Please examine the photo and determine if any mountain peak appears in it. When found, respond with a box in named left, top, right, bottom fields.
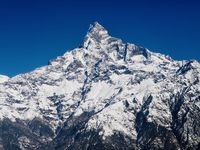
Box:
left=88, top=22, right=108, bottom=35
left=81, top=22, right=109, bottom=49
left=0, top=23, right=200, bottom=149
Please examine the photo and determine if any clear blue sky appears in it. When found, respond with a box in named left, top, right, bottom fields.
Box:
left=0, top=0, right=199, bottom=76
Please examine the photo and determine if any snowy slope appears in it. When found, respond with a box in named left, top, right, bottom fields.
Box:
left=0, top=75, right=9, bottom=83
left=0, top=22, right=199, bottom=150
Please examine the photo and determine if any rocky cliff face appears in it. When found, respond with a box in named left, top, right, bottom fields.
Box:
left=0, top=22, right=199, bottom=150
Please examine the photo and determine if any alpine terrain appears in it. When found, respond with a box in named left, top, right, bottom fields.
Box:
left=0, top=22, right=199, bottom=150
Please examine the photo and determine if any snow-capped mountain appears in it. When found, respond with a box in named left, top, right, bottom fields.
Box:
left=0, top=22, right=199, bottom=150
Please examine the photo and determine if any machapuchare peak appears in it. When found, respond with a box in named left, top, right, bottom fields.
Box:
left=0, top=22, right=199, bottom=150
left=88, top=22, right=108, bottom=36
left=81, top=22, right=110, bottom=48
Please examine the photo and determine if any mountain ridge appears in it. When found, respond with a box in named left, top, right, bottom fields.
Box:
left=0, top=22, right=199, bottom=150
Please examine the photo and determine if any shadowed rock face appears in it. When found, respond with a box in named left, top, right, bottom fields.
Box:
left=0, top=118, right=53, bottom=150
left=0, top=22, right=200, bottom=150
